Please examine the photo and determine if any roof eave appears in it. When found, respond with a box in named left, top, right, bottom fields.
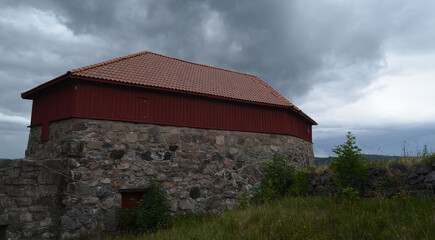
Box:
left=21, top=72, right=72, bottom=99
left=289, top=106, right=317, bottom=125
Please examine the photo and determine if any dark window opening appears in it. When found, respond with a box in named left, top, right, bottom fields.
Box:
left=0, top=225, right=9, bottom=240
left=120, top=190, right=148, bottom=231
left=121, top=191, right=147, bottom=210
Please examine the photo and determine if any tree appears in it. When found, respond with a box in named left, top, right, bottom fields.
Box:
left=329, top=131, right=368, bottom=190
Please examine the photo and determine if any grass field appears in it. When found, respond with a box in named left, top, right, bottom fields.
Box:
left=99, top=196, right=435, bottom=240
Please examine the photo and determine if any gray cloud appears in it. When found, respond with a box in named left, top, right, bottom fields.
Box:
left=1, top=0, right=435, bottom=158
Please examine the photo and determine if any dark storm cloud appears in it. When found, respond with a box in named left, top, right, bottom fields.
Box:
left=4, top=0, right=389, bottom=99
left=1, top=0, right=435, bottom=158
left=55, top=0, right=388, bottom=98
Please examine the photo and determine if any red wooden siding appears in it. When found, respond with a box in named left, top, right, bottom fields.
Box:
left=30, top=83, right=75, bottom=141
left=29, top=80, right=313, bottom=142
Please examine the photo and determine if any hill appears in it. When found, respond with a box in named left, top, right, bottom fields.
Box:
left=314, top=154, right=402, bottom=166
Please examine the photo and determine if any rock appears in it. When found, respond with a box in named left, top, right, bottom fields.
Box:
left=320, top=172, right=333, bottom=184
left=424, top=171, right=435, bottom=190
left=126, top=132, right=137, bottom=143
left=125, top=151, right=136, bottom=161
left=409, top=175, right=425, bottom=185
left=71, top=122, right=87, bottom=131
left=189, top=187, right=200, bottom=199
left=165, top=134, right=179, bottom=144
left=116, top=162, right=131, bottom=170
left=211, top=153, right=223, bottom=162
left=424, top=171, right=435, bottom=183
left=87, top=150, right=107, bottom=159
left=65, top=140, right=84, bottom=157
left=102, top=164, right=113, bottom=170
left=174, top=177, right=183, bottom=182
left=87, top=132, right=100, bottom=138
left=106, top=131, right=117, bottom=140
left=141, top=151, right=153, bottom=161
left=60, top=215, right=82, bottom=231
left=389, top=164, right=407, bottom=174
left=180, top=199, right=195, bottom=210
left=100, top=178, right=111, bottom=184
left=164, top=181, right=176, bottom=188
left=97, top=186, right=113, bottom=198
left=7, top=188, right=25, bottom=197
left=110, top=150, right=125, bottom=160
left=216, top=136, right=225, bottom=145
left=163, top=152, right=171, bottom=160
left=103, top=198, right=114, bottom=209
left=145, top=168, right=156, bottom=176
left=223, top=191, right=237, bottom=199
left=87, top=141, right=103, bottom=150
left=20, top=213, right=32, bottom=222
left=112, top=124, right=124, bottom=132
left=89, top=162, right=100, bottom=170
left=413, top=164, right=431, bottom=175
left=169, top=145, right=178, bottom=151
left=0, top=194, right=17, bottom=208
left=138, top=132, right=149, bottom=142
left=81, top=196, right=99, bottom=205
left=408, top=173, right=419, bottom=179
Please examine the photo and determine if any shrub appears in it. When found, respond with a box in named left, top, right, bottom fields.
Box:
left=341, top=187, right=360, bottom=201
left=252, top=156, right=309, bottom=203
left=123, top=181, right=172, bottom=233
left=288, top=170, right=309, bottom=197
left=422, top=153, right=435, bottom=166
left=329, top=131, right=369, bottom=191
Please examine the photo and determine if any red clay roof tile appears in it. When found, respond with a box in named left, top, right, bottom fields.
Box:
left=70, top=51, right=294, bottom=107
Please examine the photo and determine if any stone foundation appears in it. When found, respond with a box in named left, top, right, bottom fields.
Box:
left=23, top=118, right=314, bottom=238
left=0, top=159, right=63, bottom=239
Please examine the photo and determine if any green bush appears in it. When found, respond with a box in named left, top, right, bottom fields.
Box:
left=341, top=187, right=360, bottom=201
left=329, top=131, right=369, bottom=191
left=288, top=170, right=309, bottom=197
left=422, top=153, right=435, bottom=166
left=122, top=181, right=172, bottom=233
left=252, top=156, right=309, bottom=203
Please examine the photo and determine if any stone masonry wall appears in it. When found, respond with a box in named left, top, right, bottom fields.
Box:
left=308, top=163, right=435, bottom=197
left=25, top=118, right=314, bottom=238
left=0, top=159, right=63, bottom=239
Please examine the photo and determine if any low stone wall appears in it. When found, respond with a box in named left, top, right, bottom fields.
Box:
left=308, top=163, right=435, bottom=197
left=0, top=159, right=63, bottom=239
left=24, top=118, right=314, bottom=238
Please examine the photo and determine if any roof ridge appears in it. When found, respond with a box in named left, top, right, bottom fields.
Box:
left=247, top=75, right=293, bottom=107
left=147, top=51, right=258, bottom=78
left=69, top=51, right=150, bottom=73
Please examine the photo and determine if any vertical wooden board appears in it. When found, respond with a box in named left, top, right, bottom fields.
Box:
left=29, top=81, right=313, bottom=142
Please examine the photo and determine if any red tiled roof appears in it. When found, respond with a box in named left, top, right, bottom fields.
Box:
left=23, top=51, right=316, bottom=124
left=70, top=51, right=294, bottom=107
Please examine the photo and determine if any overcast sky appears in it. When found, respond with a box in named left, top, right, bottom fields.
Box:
left=1, top=0, right=434, bottom=158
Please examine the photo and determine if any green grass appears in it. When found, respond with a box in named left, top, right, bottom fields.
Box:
left=100, top=196, right=435, bottom=240
left=368, top=153, right=435, bottom=168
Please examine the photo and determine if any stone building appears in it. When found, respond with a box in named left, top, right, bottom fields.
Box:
left=4, top=51, right=316, bottom=238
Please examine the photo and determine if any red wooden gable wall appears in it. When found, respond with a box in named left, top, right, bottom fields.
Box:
left=30, top=80, right=313, bottom=142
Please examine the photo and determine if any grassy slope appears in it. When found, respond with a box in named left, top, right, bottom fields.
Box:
left=105, top=196, right=434, bottom=240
